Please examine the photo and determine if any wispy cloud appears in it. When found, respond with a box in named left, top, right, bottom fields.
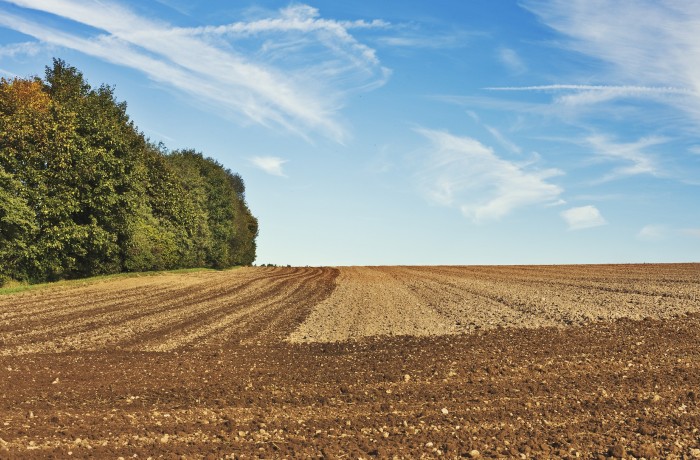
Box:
left=637, top=226, right=700, bottom=240
left=521, top=0, right=700, bottom=126
left=497, top=47, right=526, bottom=74
left=486, top=84, right=690, bottom=94
left=250, top=156, right=288, bottom=177
left=485, top=84, right=692, bottom=108
left=153, top=0, right=197, bottom=17
left=0, top=40, right=41, bottom=58
left=416, top=128, right=563, bottom=222
left=177, top=4, right=389, bottom=78
left=376, top=33, right=470, bottom=50
left=0, top=1, right=390, bottom=142
left=561, top=205, right=606, bottom=230
left=373, top=24, right=480, bottom=50
left=433, top=94, right=553, bottom=119
left=637, top=224, right=667, bottom=241
left=585, top=134, right=665, bottom=181
left=485, top=125, right=522, bottom=154
left=185, top=5, right=390, bottom=36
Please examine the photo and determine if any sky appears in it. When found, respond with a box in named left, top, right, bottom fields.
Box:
left=0, top=0, right=699, bottom=266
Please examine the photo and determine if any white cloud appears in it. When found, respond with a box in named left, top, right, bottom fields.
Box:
left=497, top=47, right=526, bottom=74
left=546, top=199, right=567, bottom=207
left=521, top=1, right=700, bottom=126
left=250, top=156, right=288, bottom=177
left=485, top=84, right=691, bottom=108
left=486, top=84, right=689, bottom=94
left=0, top=1, right=390, bottom=142
left=375, top=29, right=478, bottom=50
left=585, top=134, right=665, bottom=181
left=465, top=110, right=480, bottom=122
left=485, top=125, right=522, bottom=154
left=0, top=41, right=41, bottom=58
left=637, top=224, right=667, bottom=241
left=153, top=0, right=193, bottom=16
left=187, top=5, right=389, bottom=37
left=561, top=205, right=606, bottom=230
left=416, top=128, right=563, bottom=222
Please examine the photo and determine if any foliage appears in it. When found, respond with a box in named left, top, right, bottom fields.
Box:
left=167, top=150, right=258, bottom=268
left=0, top=59, right=257, bottom=284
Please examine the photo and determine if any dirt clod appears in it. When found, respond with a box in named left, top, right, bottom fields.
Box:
left=633, top=444, right=658, bottom=458
left=610, top=443, right=626, bottom=458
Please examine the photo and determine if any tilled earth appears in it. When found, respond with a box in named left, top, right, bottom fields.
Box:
left=0, top=264, right=699, bottom=458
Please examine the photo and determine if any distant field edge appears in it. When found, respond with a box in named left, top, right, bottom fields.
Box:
left=0, top=266, right=241, bottom=296
left=327, top=262, right=699, bottom=268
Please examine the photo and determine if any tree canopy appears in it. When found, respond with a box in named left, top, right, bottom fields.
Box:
left=0, top=59, right=257, bottom=284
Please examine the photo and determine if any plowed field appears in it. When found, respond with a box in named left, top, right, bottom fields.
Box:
left=1, top=264, right=699, bottom=458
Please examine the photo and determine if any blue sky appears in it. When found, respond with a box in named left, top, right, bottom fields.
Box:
left=1, top=0, right=699, bottom=265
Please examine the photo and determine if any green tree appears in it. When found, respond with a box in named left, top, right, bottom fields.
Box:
left=0, top=170, right=37, bottom=283
left=168, top=150, right=258, bottom=268
left=0, top=59, right=257, bottom=284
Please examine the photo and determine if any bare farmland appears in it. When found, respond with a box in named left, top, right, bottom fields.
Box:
left=1, top=264, right=699, bottom=458
left=291, top=264, right=700, bottom=341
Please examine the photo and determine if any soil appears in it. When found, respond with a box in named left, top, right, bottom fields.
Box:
left=291, top=265, right=700, bottom=342
left=0, top=264, right=699, bottom=458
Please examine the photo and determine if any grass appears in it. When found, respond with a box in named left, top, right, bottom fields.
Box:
left=0, top=266, right=238, bottom=296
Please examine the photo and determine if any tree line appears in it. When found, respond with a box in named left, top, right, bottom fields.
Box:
left=0, top=59, right=257, bottom=285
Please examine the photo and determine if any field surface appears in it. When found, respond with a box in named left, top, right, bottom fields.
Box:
left=1, top=264, right=699, bottom=458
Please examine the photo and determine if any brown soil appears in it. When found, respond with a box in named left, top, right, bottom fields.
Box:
left=1, top=264, right=699, bottom=458
left=0, top=267, right=337, bottom=355
left=291, top=265, right=700, bottom=342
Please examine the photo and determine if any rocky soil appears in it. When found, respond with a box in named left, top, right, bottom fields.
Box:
left=0, top=267, right=338, bottom=355
left=0, top=264, right=699, bottom=458
left=291, top=264, right=700, bottom=342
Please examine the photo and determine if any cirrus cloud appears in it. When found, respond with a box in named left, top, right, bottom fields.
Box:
left=0, top=1, right=390, bottom=142
left=416, top=128, right=563, bottom=222
left=497, top=47, right=526, bottom=74
left=521, top=0, right=700, bottom=127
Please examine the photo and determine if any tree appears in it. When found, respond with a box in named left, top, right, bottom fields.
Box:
left=168, top=150, right=258, bottom=267
left=0, top=170, right=37, bottom=282
left=0, top=60, right=257, bottom=285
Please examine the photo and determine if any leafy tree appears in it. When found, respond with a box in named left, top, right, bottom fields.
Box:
left=167, top=150, right=258, bottom=267
left=0, top=170, right=37, bottom=282
left=0, top=59, right=257, bottom=285
left=0, top=75, right=70, bottom=281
